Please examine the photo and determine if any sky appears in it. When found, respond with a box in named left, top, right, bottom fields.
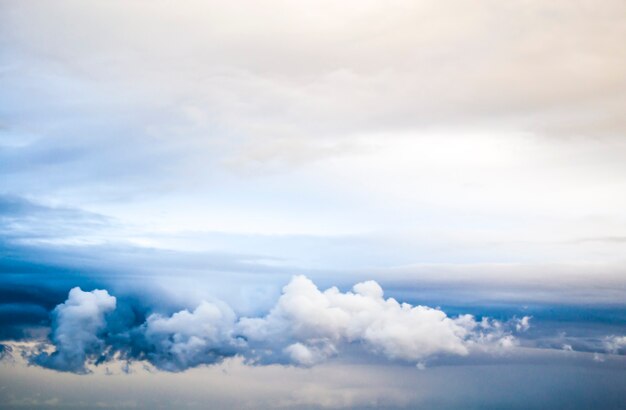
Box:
left=1, top=0, right=626, bottom=408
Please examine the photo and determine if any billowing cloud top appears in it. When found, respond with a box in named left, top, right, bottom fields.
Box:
left=28, top=276, right=529, bottom=373
left=32, top=287, right=116, bottom=373
left=238, top=276, right=476, bottom=365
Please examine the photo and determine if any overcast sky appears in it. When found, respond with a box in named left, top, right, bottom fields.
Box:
left=1, top=1, right=626, bottom=408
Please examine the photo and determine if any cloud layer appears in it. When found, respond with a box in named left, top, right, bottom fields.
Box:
left=2, top=2, right=626, bottom=306
left=28, top=276, right=531, bottom=373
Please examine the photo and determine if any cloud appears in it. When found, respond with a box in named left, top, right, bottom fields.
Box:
left=25, top=276, right=626, bottom=376
left=0, top=344, right=12, bottom=361
left=2, top=2, right=626, bottom=291
left=515, top=316, right=531, bottom=332
left=3, top=0, right=626, bottom=292
left=29, top=275, right=530, bottom=372
left=3, top=0, right=625, bottom=143
left=32, top=287, right=116, bottom=373
left=604, top=335, right=626, bottom=355
left=0, top=194, right=111, bottom=246
left=237, top=276, right=486, bottom=365
left=140, top=301, right=241, bottom=371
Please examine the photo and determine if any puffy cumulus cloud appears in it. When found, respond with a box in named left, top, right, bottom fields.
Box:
left=32, top=287, right=116, bottom=373
left=31, top=276, right=530, bottom=372
left=140, top=301, right=242, bottom=371
left=237, top=276, right=523, bottom=366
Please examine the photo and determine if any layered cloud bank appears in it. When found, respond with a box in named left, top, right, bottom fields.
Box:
left=30, top=276, right=530, bottom=373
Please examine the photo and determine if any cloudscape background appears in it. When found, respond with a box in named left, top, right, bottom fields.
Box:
left=1, top=1, right=626, bottom=408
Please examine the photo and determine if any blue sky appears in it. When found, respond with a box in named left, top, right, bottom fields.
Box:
left=1, top=1, right=626, bottom=408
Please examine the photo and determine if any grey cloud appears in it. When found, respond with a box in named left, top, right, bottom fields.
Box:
left=0, top=194, right=111, bottom=242
left=0, top=195, right=106, bottom=222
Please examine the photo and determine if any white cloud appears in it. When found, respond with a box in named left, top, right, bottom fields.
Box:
left=604, top=335, right=626, bottom=355
left=238, top=275, right=521, bottom=365
left=142, top=301, right=241, bottom=371
left=516, top=316, right=531, bottom=332
left=2, top=1, right=626, bottom=285
left=283, top=342, right=336, bottom=367
left=32, top=287, right=116, bottom=373
left=4, top=0, right=625, bottom=141
left=33, top=276, right=530, bottom=372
